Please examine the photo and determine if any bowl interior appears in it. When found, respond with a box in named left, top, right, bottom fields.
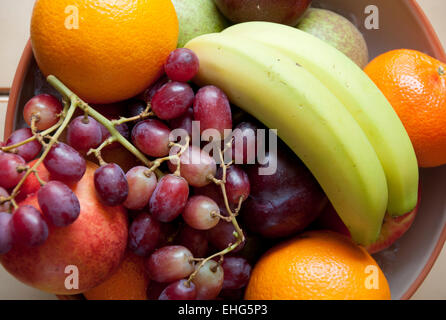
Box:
left=7, top=0, right=446, bottom=300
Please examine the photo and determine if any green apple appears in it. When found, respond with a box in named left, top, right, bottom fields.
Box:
left=297, top=8, right=369, bottom=68
left=172, top=0, right=230, bottom=48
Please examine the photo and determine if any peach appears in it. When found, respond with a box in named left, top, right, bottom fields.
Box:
left=1, top=161, right=128, bottom=295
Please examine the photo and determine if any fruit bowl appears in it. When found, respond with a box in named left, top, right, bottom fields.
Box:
left=4, top=0, right=446, bottom=300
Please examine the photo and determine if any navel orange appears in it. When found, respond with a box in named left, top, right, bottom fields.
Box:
left=31, top=0, right=178, bottom=104
left=364, top=49, right=446, bottom=167
left=245, top=230, right=391, bottom=300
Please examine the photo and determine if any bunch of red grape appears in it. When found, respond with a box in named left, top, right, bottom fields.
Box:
left=0, top=48, right=253, bottom=300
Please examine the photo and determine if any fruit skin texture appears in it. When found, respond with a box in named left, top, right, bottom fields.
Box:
left=0, top=161, right=128, bottom=295
left=223, top=22, right=418, bottom=217
left=245, top=230, right=391, bottom=300
left=30, top=0, right=178, bottom=104
left=364, top=49, right=446, bottom=168
left=84, top=251, right=149, bottom=300
left=297, top=8, right=369, bottom=68
left=214, top=0, right=311, bottom=26
left=186, top=33, right=388, bottom=245
left=243, top=149, right=327, bottom=238
left=316, top=201, right=418, bottom=254
left=171, top=0, right=229, bottom=48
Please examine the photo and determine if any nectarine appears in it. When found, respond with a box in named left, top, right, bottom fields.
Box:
left=1, top=161, right=128, bottom=295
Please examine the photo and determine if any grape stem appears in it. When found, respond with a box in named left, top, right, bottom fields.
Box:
left=46, top=75, right=164, bottom=178
left=87, top=136, right=117, bottom=166
left=0, top=118, right=63, bottom=152
left=144, top=136, right=191, bottom=176
left=187, top=142, right=246, bottom=284
left=111, top=104, right=154, bottom=126
left=11, top=97, right=77, bottom=196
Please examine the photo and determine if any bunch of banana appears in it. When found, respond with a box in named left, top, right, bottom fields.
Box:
left=185, top=22, right=419, bottom=245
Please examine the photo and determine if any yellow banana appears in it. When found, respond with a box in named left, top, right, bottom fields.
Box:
left=185, top=33, right=388, bottom=245
left=223, top=22, right=418, bottom=216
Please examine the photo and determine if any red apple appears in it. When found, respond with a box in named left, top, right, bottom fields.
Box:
left=213, top=0, right=312, bottom=26
left=315, top=191, right=420, bottom=254
left=1, top=161, right=128, bottom=295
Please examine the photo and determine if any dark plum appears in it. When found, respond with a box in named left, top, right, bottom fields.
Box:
left=242, top=145, right=327, bottom=238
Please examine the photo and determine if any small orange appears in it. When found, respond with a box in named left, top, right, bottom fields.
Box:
left=364, top=49, right=446, bottom=167
left=84, top=252, right=149, bottom=300
left=245, top=230, right=390, bottom=300
left=31, top=0, right=178, bottom=104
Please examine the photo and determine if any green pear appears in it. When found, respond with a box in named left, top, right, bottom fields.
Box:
left=297, top=8, right=369, bottom=68
left=172, top=0, right=230, bottom=48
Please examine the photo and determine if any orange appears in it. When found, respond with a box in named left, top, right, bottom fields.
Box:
left=31, top=0, right=178, bottom=104
left=84, top=252, right=149, bottom=300
left=245, top=230, right=390, bottom=300
left=364, top=49, right=446, bottom=167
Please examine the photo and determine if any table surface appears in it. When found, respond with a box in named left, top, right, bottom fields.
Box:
left=0, top=0, right=445, bottom=300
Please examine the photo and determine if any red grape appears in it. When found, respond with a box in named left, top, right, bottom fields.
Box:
left=168, top=145, right=216, bottom=187
left=231, top=122, right=260, bottom=164
left=176, top=226, right=208, bottom=258
left=10, top=205, right=48, bottom=247
left=128, top=212, right=161, bottom=257
left=23, top=94, right=62, bottom=131
left=132, top=119, right=171, bottom=157
left=183, top=195, right=220, bottom=230
left=66, top=116, right=102, bottom=153
left=165, top=48, right=200, bottom=82
left=124, top=167, right=157, bottom=210
left=221, top=256, right=251, bottom=290
left=159, top=279, right=197, bottom=300
left=37, top=181, right=80, bottom=227
left=146, top=245, right=195, bottom=283
left=0, top=187, right=11, bottom=212
left=216, top=166, right=250, bottom=205
left=192, top=260, right=224, bottom=300
left=194, top=183, right=232, bottom=215
left=43, top=142, right=86, bottom=184
left=0, top=153, right=26, bottom=189
left=99, top=122, right=129, bottom=150
left=169, top=108, right=193, bottom=138
left=142, top=75, right=169, bottom=103
left=152, top=82, right=194, bottom=120
left=208, top=221, right=245, bottom=253
left=94, top=163, right=129, bottom=206
left=149, top=174, right=189, bottom=223
left=0, top=212, right=13, bottom=254
left=6, top=128, right=42, bottom=162
left=193, top=86, right=232, bottom=137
